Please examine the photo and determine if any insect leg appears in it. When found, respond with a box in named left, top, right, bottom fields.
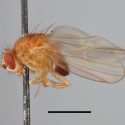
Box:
left=29, top=72, right=42, bottom=84
left=15, top=64, right=24, bottom=76
left=29, top=68, right=50, bottom=86
left=40, top=68, right=50, bottom=87
left=50, top=71, right=71, bottom=89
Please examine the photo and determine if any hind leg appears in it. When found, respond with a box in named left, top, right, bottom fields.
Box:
left=29, top=69, right=70, bottom=88
left=50, top=71, right=70, bottom=89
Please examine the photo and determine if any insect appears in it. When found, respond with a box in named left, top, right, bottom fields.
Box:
left=1, top=25, right=125, bottom=88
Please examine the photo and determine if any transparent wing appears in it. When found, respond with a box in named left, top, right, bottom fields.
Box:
left=51, top=25, right=90, bottom=38
left=49, top=25, right=125, bottom=83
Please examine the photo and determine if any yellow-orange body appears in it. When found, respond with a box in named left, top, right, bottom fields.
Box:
left=13, top=33, right=70, bottom=88
left=14, top=34, right=54, bottom=72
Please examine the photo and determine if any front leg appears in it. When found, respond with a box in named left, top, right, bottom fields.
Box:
left=15, top=64, right=24, bottom=76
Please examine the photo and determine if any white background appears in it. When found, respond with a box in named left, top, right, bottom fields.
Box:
left=0, top=0, right=125, bottom=125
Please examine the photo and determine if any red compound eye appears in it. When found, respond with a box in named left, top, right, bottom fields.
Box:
left=4, top=52, right=16, bottom=70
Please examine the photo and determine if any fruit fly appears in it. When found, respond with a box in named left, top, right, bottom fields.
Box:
left=1, top=25, right=125, bottom=88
